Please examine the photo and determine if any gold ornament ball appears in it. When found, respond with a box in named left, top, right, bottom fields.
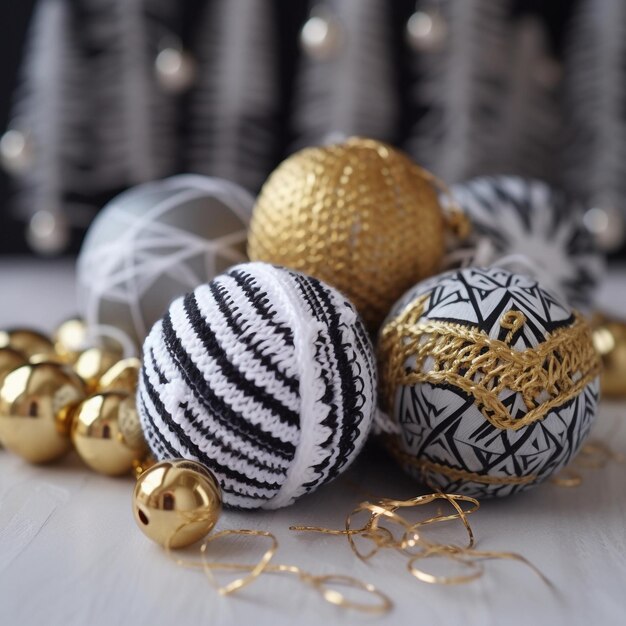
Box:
left=248, top=137, right=448, bottom=330
left=0, top=347, right=26, bottom=384
left=133, top=459, right=222, bottom=549
left=0, top=362, right=86, bottom=463
left=132, top=454, right=158, bottom=480
left=98, top=357, right=141, bottom=394
left=53, top=318, right=88, bottom=363
left=73, top=346, right=123, bottom=391
left=0, top=328, right=55, bottom=359
left=72, top=391, right=148, bottom=476
left=592, top=314, right=626, bottom=397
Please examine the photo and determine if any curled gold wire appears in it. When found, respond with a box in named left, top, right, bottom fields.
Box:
left=200, top=529, right=278, bottom=596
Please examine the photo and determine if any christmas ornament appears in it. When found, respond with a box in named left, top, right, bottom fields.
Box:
left=72, top=391, right=148, bottom=476
left=591, top=314, right=626, bottom=397
left=138, top=262, right=377, bottom=510
left=300, top=6, right=343, bottom=61
left=0, top=328, right=54, bottom=359
left=0, top=362, right=86, bottom=463
left=0, top=127, right=33, bottom=175
left=155, top=38, right=196, bottom=94
left=53, top=318, right=88, bottom=363
left=73, top=347, right=123, bottom=392
left=26, top=210, right=71, bottom=256
left=378, top=266, right=601, bottom=498
left=99, top=358, right=141, bottom=394
left=449, top=176, right=604, bottom=311
left=406, top=4, right=448, bottom=53
left=583, top=205, right=625, bottom=253
left=248, top=137, right=463, bottom=330
left=0, top=348, right=26, bottom=384
left=133, top=459, right=222, bottom=549
left=76, top=174, right=255, bottom=348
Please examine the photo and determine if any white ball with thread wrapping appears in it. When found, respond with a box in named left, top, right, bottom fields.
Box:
left=378, top=266, right=601, bottom=498
left=76, top=174, right=255, bottom=350
left=137, top=262, right=377, bottom=510
left=447, top=176, right=605, bottom=312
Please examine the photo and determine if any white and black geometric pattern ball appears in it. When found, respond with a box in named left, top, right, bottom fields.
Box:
left=137, top=262, right=377, bottom=510
left=448, top=176, right=605, bottom=312
left=77, top=174, right=255, bottom=350
left=379, top=266, right=600, bottom=498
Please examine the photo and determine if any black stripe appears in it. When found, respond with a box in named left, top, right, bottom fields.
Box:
left=227, top=268, right=295, bottom=347
left=305, top=276, right=366, bottom=478
left=185, top=291, right=300, bottom=429
left=209, top=280, right=300, bottom=396
left=162, top=312, right=296, bottom=460
left=139, top=366, right=281, bottom=493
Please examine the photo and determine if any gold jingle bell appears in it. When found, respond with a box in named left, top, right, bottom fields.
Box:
left=247, top=137, right=453, bottom=330
left=133, top=459, right=222, bottom=549
left=592, top=314, right=626, bottom=397
left=53, top=318, right=88, bottom=363
left=72, top=391, right=149, bottom=476
left=0, top=328, right=55, bottom=359
left=98, top=357, right=141, bottom=394
left=0, top=362, right=86, bottom=463
left=0, top=347, right=26, bottom=384
left=73, top=346, right=123, bottom=391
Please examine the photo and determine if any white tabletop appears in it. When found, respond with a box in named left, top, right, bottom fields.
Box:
left=0, top=258, right=625, bottom=626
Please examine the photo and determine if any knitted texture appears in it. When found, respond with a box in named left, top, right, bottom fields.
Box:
left=247, top=138, right=449, bottom=332
left=378, top=266, right=600, bottom=498
left=447, top=176, right=604, bottom=311
left=77, top=174, right=254, bottom=350
left=137, top=262, right=377, bottom=510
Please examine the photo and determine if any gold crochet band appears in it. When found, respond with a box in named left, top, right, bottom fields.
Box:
left=379, top=295, right=601, bottom=431
left=387, top=439, right=537, bottom=486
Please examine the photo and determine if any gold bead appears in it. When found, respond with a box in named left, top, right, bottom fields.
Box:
left=0, top=362, right=86, bottom=463
left=0, top=347, right=26, bottom=384
left=72, top=391, right=148, bottom=476
left=53, top=318, right=88, bottom=363
left=248, top=138, right=447, bottom=330
left=98, top=357, right=141, bottom=394
left=592, top=314, right=626, bottom=397
left=73, top=347, right=123, bottom=391
left=0, top=328, right=55, bottom=359
left=133, top=459, right=222, bottom=549
left=132, top=454, right=157, bottom=480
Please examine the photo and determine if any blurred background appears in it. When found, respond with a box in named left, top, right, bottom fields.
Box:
left=1, top=0, right=624, bottom=258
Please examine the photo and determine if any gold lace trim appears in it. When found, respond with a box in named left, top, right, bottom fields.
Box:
left=379, top=295, right=601, bottom=431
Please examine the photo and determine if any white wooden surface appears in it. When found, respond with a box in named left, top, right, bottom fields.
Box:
left=0, top=258, right=625, bottom=626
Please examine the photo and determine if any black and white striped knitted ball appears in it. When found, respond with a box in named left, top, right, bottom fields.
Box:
left=449, top=176, right=604, bottom=312
left=378, top=266, right=601, bottom=498
left=137, top=262, right=377, bottom=509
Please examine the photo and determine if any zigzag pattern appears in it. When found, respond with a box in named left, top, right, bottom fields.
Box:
left=383, top=266, right=600, bottom=498
left=450, top=176, right=604, bottom=311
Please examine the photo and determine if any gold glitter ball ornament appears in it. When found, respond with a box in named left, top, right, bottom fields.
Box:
left=248, top=137, right=461, bottom=330
left=133, top=459, right=222, bottom=549
left=0, top=362, right=86, bottom=463
left=71, top=391, right=148, bottom=476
